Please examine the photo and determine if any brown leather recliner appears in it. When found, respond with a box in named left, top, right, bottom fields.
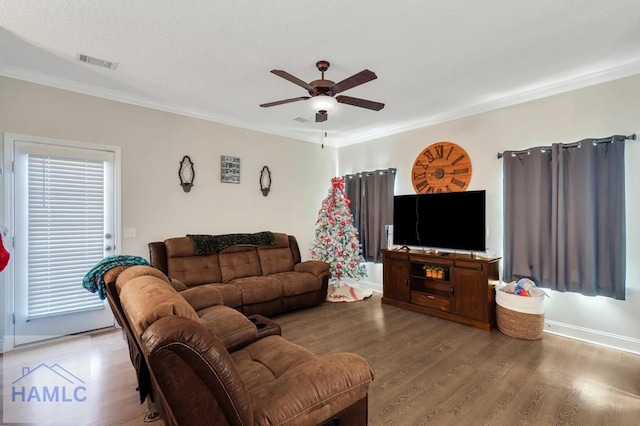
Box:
left=117, top=266, right=375, bottom=425
left=104, top=266, right=282, bottom=419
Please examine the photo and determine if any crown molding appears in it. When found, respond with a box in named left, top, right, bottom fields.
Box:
left=336, top=56, right=640, bottom=147
left=0, top=65, right=329, bottom=145
left=0, top=65, right=239, bottom=124
left=3, top=57, right=640, bottom=149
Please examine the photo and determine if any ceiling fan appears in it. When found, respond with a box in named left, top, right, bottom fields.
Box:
left=260, top=60, right=385, bottom=111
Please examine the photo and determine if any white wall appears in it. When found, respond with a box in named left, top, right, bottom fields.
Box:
left=0, top=76, right=337, bottom=341
left=339, top=74, right=640, bottom=353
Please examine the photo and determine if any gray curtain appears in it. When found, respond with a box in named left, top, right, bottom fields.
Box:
left=503, top=137, right=626, bottom=299
left=503, top=146, right=554, bottom=286
left=345, top=168, right=396, bottom=263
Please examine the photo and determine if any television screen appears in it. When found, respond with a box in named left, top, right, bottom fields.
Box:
left=393, top=190, right=486, bottom=252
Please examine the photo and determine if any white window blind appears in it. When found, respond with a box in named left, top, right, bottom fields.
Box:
left=27, top=154, right=105, bottom=320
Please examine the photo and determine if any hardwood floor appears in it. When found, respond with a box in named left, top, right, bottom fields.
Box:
left=277, top=294, right=640, bottom=426
left=3, top=293, right=639, bottom=425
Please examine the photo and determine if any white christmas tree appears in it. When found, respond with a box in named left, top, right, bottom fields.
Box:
left=312, top=177, right=370, bottom=302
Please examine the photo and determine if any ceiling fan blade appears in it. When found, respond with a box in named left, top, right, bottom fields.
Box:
left=260, top=96, right=310, bottom=108
left=271, top=70, right=316, bottom=93
left=331, top=70, right=377, bottom=94
left=336, top=95, right=385, bottom=111
left=315, top=111, right=328, bottom=123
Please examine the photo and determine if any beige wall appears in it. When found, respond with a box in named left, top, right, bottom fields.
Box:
left=339, top=74, right=640, bottom=352
left=0, top=76, right=337, bottom=341
left=2, top=73, right=640, bottom=353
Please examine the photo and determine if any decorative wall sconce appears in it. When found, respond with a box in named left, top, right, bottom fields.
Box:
left=260, top=166, right=271, bottom=196
left=178, top=155, right=195, bottom=192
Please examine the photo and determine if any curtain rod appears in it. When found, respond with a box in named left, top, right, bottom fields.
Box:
left=496, top=134, right=636, bottom=159
left=346, top=168, right=397, bottom=177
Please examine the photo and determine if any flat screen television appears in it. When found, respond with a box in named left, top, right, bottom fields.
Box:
left=392, top=190, right=486, bottom=252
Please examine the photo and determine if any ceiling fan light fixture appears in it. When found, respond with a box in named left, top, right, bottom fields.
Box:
left=311, top=95, right=336, bottom=112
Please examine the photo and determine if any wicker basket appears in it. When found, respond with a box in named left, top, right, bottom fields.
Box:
left=496, top=304, right=544, bottom=340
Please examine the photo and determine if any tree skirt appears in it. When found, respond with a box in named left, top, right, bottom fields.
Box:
left=326, top=279, right=373, bottom=303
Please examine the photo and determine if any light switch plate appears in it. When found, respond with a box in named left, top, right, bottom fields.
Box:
left=124, top=227, right=136, bottom=238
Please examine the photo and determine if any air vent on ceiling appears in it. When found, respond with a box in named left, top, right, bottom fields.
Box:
left=77, top=53, right=118, bottom=70
left=294, top=117, right=309, bottom=123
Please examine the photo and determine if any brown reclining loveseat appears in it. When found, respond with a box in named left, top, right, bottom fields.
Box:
left=149, top=232, right=330, bottom=317
left=115, top=265, right=374, bottom=425
left=105, top=265, right=284, bottom=417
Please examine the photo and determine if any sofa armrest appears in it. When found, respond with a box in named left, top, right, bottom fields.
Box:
left=294, top=260, right=330, bottom=277
left=198, top=305, right=259, bottom=352
left=142, top=316, right=255, bottom=425
left=170, top=278, right=188, bottom=292
left=148, top=242, right=168, bottom=275
left=180, top=285, right=224, bottom=311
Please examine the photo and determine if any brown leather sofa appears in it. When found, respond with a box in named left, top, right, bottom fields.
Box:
left=115, top=265, right=374, bottom=425
left=149, top=232, right=330, bottom=317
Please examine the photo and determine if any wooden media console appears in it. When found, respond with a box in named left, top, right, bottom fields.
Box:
left=381, top=249, right=500, bottom=331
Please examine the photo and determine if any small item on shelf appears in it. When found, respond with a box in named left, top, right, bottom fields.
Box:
left=422, top=264, right=431, bottom=277
left=422, top=265, right=445, bottom=279
left=435, top=267, right=444, bottom=279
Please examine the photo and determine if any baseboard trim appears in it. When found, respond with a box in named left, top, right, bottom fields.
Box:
left=357, top=282, right=640, bottom=355
left=543, top=319, right=640, bottom=355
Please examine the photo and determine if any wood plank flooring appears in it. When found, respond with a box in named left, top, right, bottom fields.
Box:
left=276, top=294, right=640, bottom=426
left=3, top=293, right=639, bottom=425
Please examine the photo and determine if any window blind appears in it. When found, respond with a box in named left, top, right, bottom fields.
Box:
left=27, top=154, right=105, bottom=320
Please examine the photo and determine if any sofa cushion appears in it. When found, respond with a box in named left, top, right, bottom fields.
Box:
left=257, top=233, right=294, bottom=275
left=115, top=265, right=170, bottom=295
left=103, top=265, right=128, bottom=285
left=219, top=247, right=262, bottom=282
left=170, top=278, right=188, bottom=292
left=269, top=271, right=321, bottom=296
left=212, top=284, right=243, bottom=309
left=165, top=237, right=222, bottom=286
left=198, top=305, right=258, bottom=351
left=231, top=336, right=317, bottom=389
left=180, top=285, right=224, bottom=310
left=120, top=275, right=199, bottom=337
left=231, top=336, right=374, bottom=426
left=230, top=277, right=282, bottom=304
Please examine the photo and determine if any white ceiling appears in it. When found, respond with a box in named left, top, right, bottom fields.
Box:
left=1, top=1, right=640, bottom=146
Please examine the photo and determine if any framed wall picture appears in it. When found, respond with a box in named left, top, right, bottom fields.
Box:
left=221, top=155, right=240, bottom=184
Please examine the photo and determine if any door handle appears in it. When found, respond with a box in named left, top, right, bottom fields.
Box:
left=105, top=245, right=113, bottom=252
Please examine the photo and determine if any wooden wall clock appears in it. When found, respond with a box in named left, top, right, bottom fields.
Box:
left=411, top=141, right=472, bottom=193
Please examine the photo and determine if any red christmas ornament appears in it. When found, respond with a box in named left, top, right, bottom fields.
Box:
left=0, top=235, right=10, bottom=272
